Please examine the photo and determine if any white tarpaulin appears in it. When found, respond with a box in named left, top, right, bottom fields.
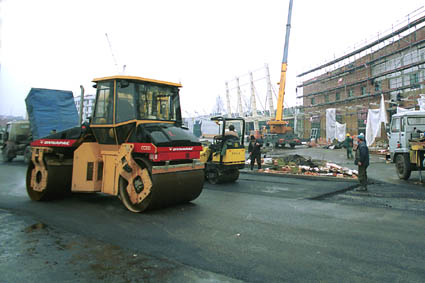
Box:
left=365, top=94, right=388, bottom=147
left=326, top=108, right=346, bottom=142
left=326, top=108, right=336, bottom=141
left=418, top=94, right=425, bottom=111
left=336, top=122, right=346, bottom=141
left=397, top=106, right=415, bottom=113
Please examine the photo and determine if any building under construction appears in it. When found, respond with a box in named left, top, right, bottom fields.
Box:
left=297, top=9, right=425, bottom=141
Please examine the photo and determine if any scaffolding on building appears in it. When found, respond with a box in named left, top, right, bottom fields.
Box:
left=296, top=7, right=425, bottom=141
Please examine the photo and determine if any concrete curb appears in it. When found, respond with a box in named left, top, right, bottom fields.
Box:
left=240, top=169, right=358, bottom=183
left=308, top=184, right=360, bottom=200
left=240, top=169, right=382, bottom=184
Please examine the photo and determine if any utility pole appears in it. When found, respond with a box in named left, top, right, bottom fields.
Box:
left=79, top=85, right=85, bottom=125
left=265, top=64, right=274, bottom=117
left=250, top=72, right=259, bottom=131
left=225, top=82, right=232, bottom=118
left=236, top=77, right=244, bottom=118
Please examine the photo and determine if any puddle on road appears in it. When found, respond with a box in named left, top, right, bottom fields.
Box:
left=261, top=186, right=289, bottom=193
left=5, top=180, right=28, bottom=197
left=24, top=222, right=48, bottom=233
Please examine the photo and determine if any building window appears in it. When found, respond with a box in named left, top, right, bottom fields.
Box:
left=335, top=92, right=340, bottom=101
left=357, top=111, right=367, bottom=132
left=348, top=89, right=354, bottom=98
left=324, top=94, right=330, bottom=103
left=374, top=81, right=382, bottom=92
left=311, top=98, right=315, bottom=105
left=361, top=86, right=367, bottom=96
left=410, top=73, right=419, bottom=88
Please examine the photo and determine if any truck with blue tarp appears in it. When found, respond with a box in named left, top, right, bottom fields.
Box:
left=25, top=88, right=80, bottom=140
left=9, top=88, right=80, bottom=163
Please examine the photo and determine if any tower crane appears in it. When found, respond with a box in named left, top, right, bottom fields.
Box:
left=105, top=33, right=126, bottom=74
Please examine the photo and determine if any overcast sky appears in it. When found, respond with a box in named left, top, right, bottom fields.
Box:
left=1, top=0, right=424, bottom=117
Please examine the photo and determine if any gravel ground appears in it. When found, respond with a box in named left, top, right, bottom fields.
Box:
left=0, top=209, right=240, bottom=283
left=256, top=146, right=425, bottom=214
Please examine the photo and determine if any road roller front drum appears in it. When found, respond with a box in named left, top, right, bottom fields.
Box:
left=118, top=157, right=204, bottom=212
left=118, top=157, right=153, bottom=213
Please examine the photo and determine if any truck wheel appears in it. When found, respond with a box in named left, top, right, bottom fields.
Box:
left=395, top=154, right=411, bottom=180
left=24, top=146, right=31, bottom=164
left=2, top=146, right=14, bottom=162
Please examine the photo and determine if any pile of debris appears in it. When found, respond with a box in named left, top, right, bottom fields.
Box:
left=369, top=139, right=389, bottom=156
left=258, top=154, right=357, bottom=179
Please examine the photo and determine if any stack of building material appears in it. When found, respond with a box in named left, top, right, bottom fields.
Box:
left=258, top=155, right=358, bottom=179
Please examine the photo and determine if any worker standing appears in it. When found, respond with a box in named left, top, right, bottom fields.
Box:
left=248, top=135, right=262, bottom=170
left=355, top=133, right=369, bottom=191
left=344, top=133, right=353, bottom=159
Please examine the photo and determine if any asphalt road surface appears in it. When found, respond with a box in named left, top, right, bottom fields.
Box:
left=0, top=157, right=424, bottom=282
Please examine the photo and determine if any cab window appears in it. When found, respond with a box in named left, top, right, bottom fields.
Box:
left=401, top=117, right=405, bottom=132
left=116, top=81, right=137, bottom=123
left=93, top=81, right=113, bottom=124
left=137, top=84, right=180, bottom=121
left=391, top=117, right=400, bottom=133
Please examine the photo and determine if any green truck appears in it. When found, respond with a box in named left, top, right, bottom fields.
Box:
left=1, top=120, right=32, bottom=162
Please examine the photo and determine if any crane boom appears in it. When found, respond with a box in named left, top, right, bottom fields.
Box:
left=275, top=0, right=293, bottom=122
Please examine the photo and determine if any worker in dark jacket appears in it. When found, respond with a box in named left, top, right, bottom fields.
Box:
left=343, top=133, right=353, bottom=159
left=248, top=135, right=262, bottom=170
left=355, top=133, right=369, bottom=191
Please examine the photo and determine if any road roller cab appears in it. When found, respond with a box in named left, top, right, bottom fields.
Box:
left=27, top=76, right=204, bottom=212
left=200, top=117, right=245, bottom=184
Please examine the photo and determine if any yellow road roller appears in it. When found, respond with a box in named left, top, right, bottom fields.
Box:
left=200, top=117, right=245, bottom=184
left=26, top=76, right=204, bottom=212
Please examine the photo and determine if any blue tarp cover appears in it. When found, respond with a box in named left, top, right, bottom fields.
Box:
left=25, top=88, right=79, bottom=140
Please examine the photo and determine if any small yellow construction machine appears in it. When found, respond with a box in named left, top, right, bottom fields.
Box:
left=26, top=76, right=204, bottom=212
left=200, top=117, right=245, bottom=184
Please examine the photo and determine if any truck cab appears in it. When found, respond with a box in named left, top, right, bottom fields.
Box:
left=389, top=111, right=425, bottom=162
left=1, top=120, right=32, bottom=162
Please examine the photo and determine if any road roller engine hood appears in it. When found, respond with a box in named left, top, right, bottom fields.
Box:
left=130, top=123, right=201, bottom=147
left=31, top=122, right=200, bottom=149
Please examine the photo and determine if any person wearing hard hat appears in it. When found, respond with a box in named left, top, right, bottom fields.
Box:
left=354, top=133, right=369, bottom=191
left=343, top=133, right=353, bottom=159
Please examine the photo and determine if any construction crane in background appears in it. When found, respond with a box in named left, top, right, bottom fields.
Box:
left=105, top=33, right=126, bottom=74
left=267, top=0, right=293, bottom=135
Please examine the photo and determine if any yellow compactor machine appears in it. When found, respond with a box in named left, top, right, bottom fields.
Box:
left=200, top=117, right=245, bottom=184
left=26, top=76, right=204, bottom=212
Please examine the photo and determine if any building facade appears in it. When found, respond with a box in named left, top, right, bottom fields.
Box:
left=74, top=94, right=96, bottom=123
left=298, top=13, right=425, bottom=141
